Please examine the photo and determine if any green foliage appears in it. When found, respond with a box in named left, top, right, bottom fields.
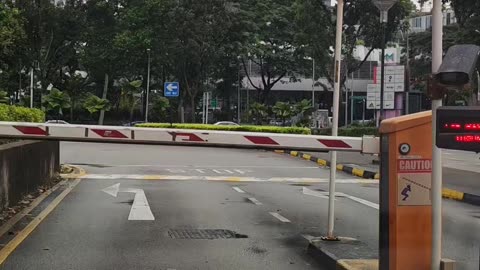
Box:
left=42, top=88, right=71, bottom=116
left=312, top=127, right=378, bottom=137
left=0, top=104, right=45, bottom=122
left=83, top=94, right=110, bottom=114
left=0, top=91, right=9, bottom=104
left=137, top=123, right=311, bottom=135
left=249, top=102, right=268, bottom=124
left=272, top=101, right=293, bottom=126
left=150, top=96, right=170, bottom=122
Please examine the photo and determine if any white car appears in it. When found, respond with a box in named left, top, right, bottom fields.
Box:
left=45, top=120, right=70, bottom=125
left=213, top=121, right=240, bottom=126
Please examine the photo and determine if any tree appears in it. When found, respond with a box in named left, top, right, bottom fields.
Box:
left=42, top=88, right=70, bottom=117
left=272, top=101, right=293, bottom=126
left=63, top=71, right=90, bottom=122
left=249, top=102, right=268, bottom=125
left=120, top=79, right=143, bottom=121
left=150, top=96, right=170, bottom=122
left=0, top=91, right=10, bottom=104
left=83, top=94, right=110, bottom=123
left=240, top=0, right=312, bottom=103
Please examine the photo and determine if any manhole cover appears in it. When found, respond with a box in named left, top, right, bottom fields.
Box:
left=168, top=229, right=247, bottom=239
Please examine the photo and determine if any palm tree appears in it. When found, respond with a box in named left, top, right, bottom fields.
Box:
left=249, top=102, right=268, bottom=125
left=42, top=88, right=71, bottom=118
left=272, top=101, right=293, bottom=126
left=294, top=99, right=313, bottom=126
left=120, top=79, right=143, bottom=121
left=83, top=94, right=111, bottom=124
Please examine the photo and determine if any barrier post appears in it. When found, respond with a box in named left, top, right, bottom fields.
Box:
left=379, top=111, right=433, bottom=270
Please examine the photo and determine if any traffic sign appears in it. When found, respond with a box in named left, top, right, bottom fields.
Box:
left=164, top=82, right=179, bottom=97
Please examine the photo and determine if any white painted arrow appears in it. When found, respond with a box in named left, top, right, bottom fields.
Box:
left=102, top=183, right=155, bottom=220
left=302, top=187, right=379, bottom=210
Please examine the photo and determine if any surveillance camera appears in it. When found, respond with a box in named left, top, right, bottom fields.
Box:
left=435, top=44, right=480, bottom=88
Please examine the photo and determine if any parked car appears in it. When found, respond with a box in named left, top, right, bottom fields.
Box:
left=45, top=120, right=70, bottom=125
left=122, top=121, right=145, bottom=127
left=213, top=121, right=240, bottom=126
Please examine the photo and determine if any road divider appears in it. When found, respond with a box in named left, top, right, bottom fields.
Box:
left=274, top=150, right=379, bottom=180
left=276, top=150, right=480, bottom=207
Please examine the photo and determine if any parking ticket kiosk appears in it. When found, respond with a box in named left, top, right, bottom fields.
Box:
left=379, top=111, right=433, bottom=270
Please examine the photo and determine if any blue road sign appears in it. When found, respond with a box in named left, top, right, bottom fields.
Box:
left=164, top=82, right=179, bottom=97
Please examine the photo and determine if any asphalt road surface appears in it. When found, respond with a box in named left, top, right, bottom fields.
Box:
left=0, top=142, right=478, bottom=270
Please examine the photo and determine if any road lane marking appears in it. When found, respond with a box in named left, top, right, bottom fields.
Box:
left=82, top=174, right=379, bottom=184
left=234, top=169, right=247, bottom=174
left=102, top=183, right=155, bottom=220
left=0, top=180, right=65, bottom=238
left=302, top=187, right=379, bottom=210
left=71, top=163, right=318, bottom=169
left=344, top=195, right=379, bottom=210
left=302, top=187, right=329, bottom=199
left=269, top=212, right=291, bottom=223
left=0, top=179, right=81, bottom=265
left=232, top=187, right=245, bottom=193
left=248, top=197, right=263, bottom=205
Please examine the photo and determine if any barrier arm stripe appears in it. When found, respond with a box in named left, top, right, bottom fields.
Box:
left=0, top=122, right=379, bottom=154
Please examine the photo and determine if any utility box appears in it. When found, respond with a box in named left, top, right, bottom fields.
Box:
left=379, top=111, right=433, bottom=270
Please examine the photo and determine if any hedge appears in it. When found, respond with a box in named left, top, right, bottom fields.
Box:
left=312, top=127, right=378, bottom=137
left=136, top=123, right=311, bottom=135
left=0, top=104, right=45, bottom=123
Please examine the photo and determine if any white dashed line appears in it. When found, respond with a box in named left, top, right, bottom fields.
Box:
left=248, top=197, right=262, bottom=205
left=232, top=187, right=246, bottom=193
left=269, top=212, right=291, bottom=223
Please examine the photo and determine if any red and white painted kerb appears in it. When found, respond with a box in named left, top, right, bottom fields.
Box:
left=0, top=121, right=379, bottom=153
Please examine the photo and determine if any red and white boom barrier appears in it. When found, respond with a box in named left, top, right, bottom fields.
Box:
left=0, top=122, right=379, bottom=153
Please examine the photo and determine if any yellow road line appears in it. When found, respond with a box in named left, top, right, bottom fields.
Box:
left=302, top=154, right=311, bottom=160
left=0, top=180, right=65, bottom=238
left=0, top=179, right=81, bottom=265
left=336, top=164, right=344, bottom=170
left=274, top=150, right=285, bottom=154
left=290, top=151, right=298, bottom=157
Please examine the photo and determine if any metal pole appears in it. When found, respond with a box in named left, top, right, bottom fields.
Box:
left=380, top=22, right=386, bottom=121
left=247, top=60, right=251, bottom=121
left=477, top=71, right=480, bottom=104
left=30, top=67, right=33, bottom=108
left=312, top=58, right=315, bottom=108
left=405, top=30, right=410, bottom=115
left=205, top=92, right=210, bottom=124
left=362, top=99, right=365, bottom=122
left=431, top=0, right=443, bottom=269
left=345, top=69, right=349, bottom=127
left=326, top=0, right=343, bottom=240
left=350, top=71, right=354, bottom=124
left=202, top=92, right=206, bottom=124
left=238, top=65, right=241, bottom=124
left=145, top=49, right=151, bottom=122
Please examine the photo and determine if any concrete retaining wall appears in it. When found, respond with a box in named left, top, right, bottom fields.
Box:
left=0, top=141, right=60, bottom=211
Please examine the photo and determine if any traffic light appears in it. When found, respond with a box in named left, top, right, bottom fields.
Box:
left=435, top=45, right=480, bottom=88
left=436, top=106, right=480, bottom=152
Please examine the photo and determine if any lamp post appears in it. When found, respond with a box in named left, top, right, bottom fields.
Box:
left=312, top=58, right=315, bottom=108
left=324, top=0, right=344, bottom=241
left=145, top=48, right=151, bottom=123
left=372, top=0, right=399, bottom=123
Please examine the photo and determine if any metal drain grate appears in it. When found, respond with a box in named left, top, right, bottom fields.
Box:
left=168, top=229, right=247, bottom=239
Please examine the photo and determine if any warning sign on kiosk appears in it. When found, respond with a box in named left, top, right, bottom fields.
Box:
left=397, top=159, right=432, bottom=206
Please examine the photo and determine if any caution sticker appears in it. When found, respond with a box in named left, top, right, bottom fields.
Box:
left=397, top=159, right=432, bottom=206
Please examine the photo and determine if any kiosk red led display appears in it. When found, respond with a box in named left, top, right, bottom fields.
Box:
left=436, top=106, right=480, bottom=152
